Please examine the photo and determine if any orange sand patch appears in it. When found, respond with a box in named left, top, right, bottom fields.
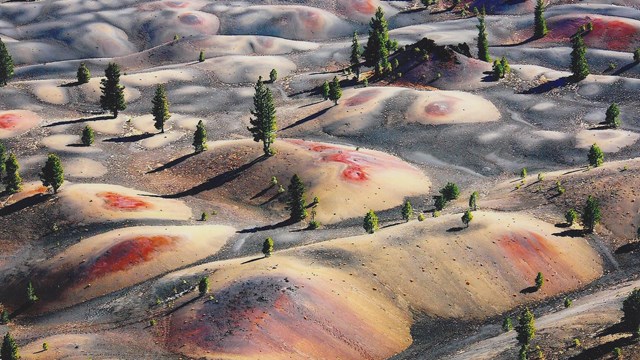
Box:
left=0, top=110, right=42, bottom=138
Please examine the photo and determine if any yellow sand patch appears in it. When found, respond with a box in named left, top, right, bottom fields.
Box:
left=575, top=129, right=639, bottom=152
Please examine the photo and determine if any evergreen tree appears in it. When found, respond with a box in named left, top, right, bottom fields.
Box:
left=262, top=237, right=274, bottom=257
left=434, top=196, right=447, bottom=211
left=440, top=182, right=460, bottom=201
left=469, top=191, right=479, bottom=211
left=27, top=281, right=38, bottom=303
left=328, top=76, right=342, bottom=105
left=476, top=11, right=491, bottom=62
left=193, top=120, right=207, bottom=153
left=77, top=62, right=91, bottom=84
left=588, top=143, right=604, bottom=167
left=322, top=80, right=330, bottom=100
left=363, top=209, right=379, bottom=234
left=350, top=31, right=362, bottom=78
left=535, top=272, right=544, bottom=290
left=269, top=69, right=278, bottom=83
left=462, top=209, right=473, bottom=228
left=570, top=34, right=589, bottom=81
left=198, top=50, right=205, bottom=62
left=81, top=125, right=94, bottom=146
left=99, top=63, right=126, bottom=117
left=363, top=7, right=397, bottom=75
left=0, top=141, right=6, bottom=178
left=401, top=200, right=413, bottom=222
left=287, top=174, right=307, bottom=221
left=520, top=167, right=527, bottom=179
left=635, top=48, right=640, bottom=63
left=1, top=332, right=19, bottom=360
left=198, top=277, right=209, bottom=295
left=606, top=103, right=621, bottom=128
left=152, top=84, right=170, bottom=133
left=502, top=317, right=513, bottom=332
left=582, top=195, right=601, bottom=233
left=0, top=309, right=8, bottom=324
left=516, top=307, right=536, bottom=347
left=40, top=153, right=64, bottom=194
left=534, top=0, right=548, bottom=38
left=0, top=38, right=14, bottom=86
left=622, top=288, right=640, bottom=333
left=565, top=208, right=578, bottom=225
left=248, top=77, right=277, bottom=156
left=3, top=153, right=21, bottom=194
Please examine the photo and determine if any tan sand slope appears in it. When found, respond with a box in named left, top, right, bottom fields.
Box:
left=0, top=110, right=41, bottom=139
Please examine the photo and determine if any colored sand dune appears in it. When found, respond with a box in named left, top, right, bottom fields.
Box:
left=0, top=110, right=42, bottom=138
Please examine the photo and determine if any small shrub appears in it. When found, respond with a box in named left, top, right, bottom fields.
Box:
left=417, top=213, right=425, bottom=221
left=363, top=78, right=368, bottom=87
left=502, top=317, right=513, bottom=332
left=270, top=176, right=278, bottom=186
left=537, top=173, right=544, bottom=181
left=613, top=347, right=622, bottom=359
left=43, top=342, right=48, bottom=351
left=520, top=167, right=527, bottom=179
left=535, top=272, right=544, bottom=290
left=198, top=50, right=205, bottom=62
left=81, top=125, right=95, bottom=146
left=564, top=297, right=572, bottom=308
left=573, top=338, right=581, bottom=348
left=308, top=220, right=320, bottom=230
left=149, top=319, right=157, bottom=327
left=634, top=48, right=640, bottom=62
left=608, top=62, right=617, bottom=71
left=269, top=68, right=278, bottom=82
left=565, top=208, right=578, bottom=226
left=198, top=277, right=210, bottom=295
left=433, top=210, right=441, bottom=217
left=277, top=185, right=285, bottom=194
left=200, top=212, right=208, bottom=221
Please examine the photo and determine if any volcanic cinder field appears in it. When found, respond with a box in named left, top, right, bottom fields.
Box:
left=1, top=0, right=640, bottom=359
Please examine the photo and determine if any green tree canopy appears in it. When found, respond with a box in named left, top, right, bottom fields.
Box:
left=363, top=7, right=396, bottom=75
left=622, top=288, right=640, bottom=333
left=350, top=31, right=362, bottom=78
left=440, top=182, right=460, bottom=201
left=77, top=62, right=91, bottom=84
left=469, top=191, right=479, bottom=211
left=1, top=332, right=19, bottom=360
left=582, top=195, right=601, bottom=233
left=198, top=50, right=205, bottom=62
left=462, top=209, right=473, bottom=228
left=571, top=34, right=590, bottom=80
left=99, top=62, right=126, bottom=117
left=476, top=11, right=491, bottom=62
left=328, top=76, right=342, bottom=105
left=81, top=125, right=94, bottom=146
left=152, top=84, right=171, bottom=133
left=269, top=68, right=278, bottom=82
left=3, top=153, right=22, bottom=194
left=198, top=277, right=209, bottom=295
left=516, top=307, right=536, bottom=347
left=40, top=153, right=64, bottom=193
left=0, top=141, right=6, bottom=177
left=535, top=272, right=544, bottom=290
left=193, top=120, right=207, bottom=153
left=605, top=103, right=621, bottom=128
left=363, top=209, right=379, bottom=234
left=0, top=38, right=14, bottom=86
left=262, top=237, right=274, bottom=257
left=322, top=80, right=330, bottom=100
left=588, top=143, right=604, bottom=167
left=248, top=77, right=277, bottom=156
left=534, top=0, right=548, bottom=38
left=565, top=208, right=578, bottom=225
left=287, top=174, right=307, bottom=221
left=401, top=200, right=413, bottom=222
left=27, top=281, right=38, bottom=303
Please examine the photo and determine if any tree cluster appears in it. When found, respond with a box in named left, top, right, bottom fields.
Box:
left=363, top=7, right=397, bottom=75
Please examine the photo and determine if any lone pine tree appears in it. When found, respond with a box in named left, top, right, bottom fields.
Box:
left=0, top=141, right=5, bottom=177
left=248, top=77, right=277, bottom=156
left=363, top=209, right=379, bottom=234
left=322, top=80, right=330, bottom=100
left=1, top=332, right=19, bottom=360
left=462, top=209, right=473, bottom=228
left=262, top=237, right=274, bottom=257
left=40, top=153, right=64, bottom=193
left=152, top=84, right=171, bottom=133
left=571, top=34, right=590, bottom=80
left=198, top=277, right=209, bottom=295
left=469, top=191, right=479, bottom=210
left=193, top=120, right=207, bottom=153
left=582, top=195, right=601, bottom=233
left=534, top=0, right=548, bottom=38
left=0, top=37, right=14, bottom=86
left=401, top=200, right=413, bottom=222
left=476, top=10, right=491, bottom=62
left=81, top=125, right=94, bottom=146
left=606, top=103, right=621, bottom=128
left=287, top=174, right=307, bottom=221
left=328, top=76, right=342, bottom=105
left=3, top=153, right=22, bottom=194
left=100, top=63, right=126, bottom=117
left=588, top=143, right=604, bottom=167
left=77, top=62, right=91, bottom=84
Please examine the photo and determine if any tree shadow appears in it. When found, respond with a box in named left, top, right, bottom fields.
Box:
left=399, top=7, right=427, bottom=14
left=281, top=106, right=331, bottom=131
left=147, top=152, right=198, bottom=174
left=298, top=100, right=325, bottom=108
left=66, top=143, right=89, bottom=148
left=60, top=81, right=81, bottom=87
left=520, top=286, right=538, bottom=294
left=103, top=133, right=155, bottom=143
left=481, top=71, right=499, bottom=82
left=491, top=36, right=537, bottom=48
left=164, top=295, right=200, bottom=317
left=251, top=185, right=274, bottom=200
left=237, top=217, right=296, bottom=234
left=552, top=229, right=585, bottom=237
left=158, top=156, right=267, bottom=199
left=615, top=242, right=640, bottom=254
left=241, top=256, right=266, bottom=264
left=44, top=115, right=113, bottom=127
left=0, top=193, right=49, bottom=216
left=447, top=226, right=465, bottom=232
left=597, top=322, right=628, bottom=338
left=612, top=61, right=639, bottom=76
left=555, top=223, right=571, bottom=228
left=259, top=192, right=283, bottom=206
left=381, top=221, right=404, bottom=229
left=567, top=335, right=636, bottom=360
left=521, top=76, right=573, bottom=94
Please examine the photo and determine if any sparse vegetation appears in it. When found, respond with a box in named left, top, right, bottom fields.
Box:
left=502, top=316, right=513, bottom=332
left=622, top=288, right=640, bottom=335
left=565, top=208, right=578, bottom=226
left=606, top=103, right=621, bottom=128
left=417, top=213, right=425, bottom=221
left=461, top=209, right=473, bottom=228
left=534, top=0, right=548, bottom=38
left=40, top=153, right=65, bottom=194
left=248, top=77, right=277, bottom=156
left=100, top=62, right=126, bottom=117
left=328, top=76, right=342, bottom=105
left=269, top=68, right=278, bottom=82
left=27, top=281, right=38, bottom=303
left=401, top=200, right=413, bottom=222
left=198, top=50, right=205, bottom=62
left=582, top=195, right=601, bottom=233
left=350, top=31, right=362, bottom=78
left=535, top=272, right=544, bottom=290
left=3, top=153, right=22, bottom=194
left=363, top=7, right=397, bottom=75
left=570, top=34, right=590, bottom=81
left=363, top=209, right=379, bottom=234
left=82, top=125, right=95, bottom=146
left=516, top=307, right=536, bottom=359
left=198, top=277, right=210, bottom=295
left=476, top=9, right=490, bottom=62
left=564, top=297, right=572, bottom=308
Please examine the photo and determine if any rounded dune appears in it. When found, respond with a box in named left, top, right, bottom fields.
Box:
left=0, top=110, right=42, bottom=139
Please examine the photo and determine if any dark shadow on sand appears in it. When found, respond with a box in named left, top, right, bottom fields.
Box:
left=147, top=152, right=198, bottom=174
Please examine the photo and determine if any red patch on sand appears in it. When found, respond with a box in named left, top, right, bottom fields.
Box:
left=83, top=235, right=178, bottom=281
left=300, top=9, right=323, bottom=31
left=425, top=101, right=453, bottom=117
left=344, top=89, right=380, bottom=107
left=351, top=0, right=377, bottom=14
left=167, top=1, right=189, bottom=8
left=539, top=16, right=639, bottom=51
left=97, top=192, right=154, bottom=211
left=497, top=231, right=557, bottom=277
left=326, top=153, right=368, bottom=181
left=0, top=114, right=19, bottom=130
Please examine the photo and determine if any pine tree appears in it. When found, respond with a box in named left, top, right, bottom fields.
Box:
left=152, top=84, right=170, bottom=133
left=269, top=68, right=278, bottom=82
left=0, top=309, right=9, bottom=324
left=434, top=195, right=447, bottom=211
left=502, top=317, right=513, bottom=332
left=0, top=38, right=14, bottom=86
left=363, top=209, right=379, bottom=234
left=81, top=125, right=94, bottom=146
left=469, top=191, right=479, bottom=210
left=198, top=277, right=209, bottom=295
left=606, top=103, right=621, bottom=128
left=99, top=63, right=126, bottom=117
left=401, top=200, right=413, bottom=222
left=328, top=76, right=342, bottom=105
left=3, top=153, right=22, bottom=194
left=535, top=272, right=544, bottom=290
left=622, top=288, right=640, bottom=333
left=248, top=77, right=277, bottom=156
left=350, top=31, right=362, bottom=78
left=635, top=48, right=640, bottom=63
left=287, top=174, right=307, bottom=221
left=582, top=195, right=601, bottom=233
left=565, top=208, right=578, bottom=225
left=571, top=34, right=589, bottom=81
left=77, top=62, right=91, bottom=84
left=534, top=0, right=548, bottom=38
left=0, top=141, right=6, bottom=177
left=1, top=332, right=19, bottom=360
left=462, top=209, right=473, bottom=228
left=363, top=7, right=397, bottom=75
left=27, top=281, right=38, bottom=303
left=516, top=307, right=536, bottom=347
left=588, top=143, right=604, bottom=167
left=322, top=80, right=330, bottom=100
left=193, top=120, right=207, bottom=153
left=440, top=182, right=460, bottom=201
left=476, top=11, right=491, bottom=62
left=262, top=237, right=274, bottom=257
left=198, top=50, right=205, bottom=62
left=40, top=153, right=64, bottom=193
